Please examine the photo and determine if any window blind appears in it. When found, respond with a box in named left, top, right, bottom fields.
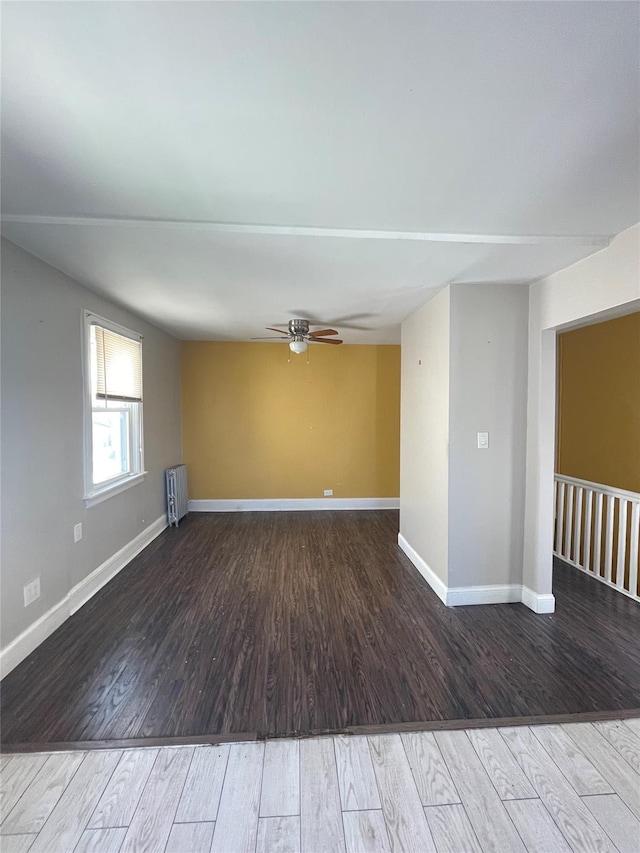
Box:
left=92, top=324, right=143, bottom=402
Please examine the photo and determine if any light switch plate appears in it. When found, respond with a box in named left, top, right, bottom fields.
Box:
left=477, top=431, right=489, bottom=449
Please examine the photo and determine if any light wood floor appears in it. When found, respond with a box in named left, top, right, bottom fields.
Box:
left=1, top=719, right=638, bottom=852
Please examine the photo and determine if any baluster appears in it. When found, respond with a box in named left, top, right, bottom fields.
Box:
left=556, top=480, right=565, bottom=555
left=553, top=479, right=557, bottom=551
left=593, top=491, right=603, bottom=577
left=583, top=489, right=593, bottom=573
left=615, top=499, right=628, bottom=589
left=604, top=495, right=615, bottom=583
left=573, top=487, right=583, bottom=565
left=564, top=484, right=574, bottom=559
left=629, top=501, right=639, bottom=600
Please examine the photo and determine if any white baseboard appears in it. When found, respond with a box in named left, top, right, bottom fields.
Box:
left=398, top=533, right=555, bottom=612
left=189, top=497, right=400, bottom=512
left=397, top=533, right=448, bottom=604
left=521, top=586, right=556, bottom=614
left=446, top=584, right=523, bottom=606
left=0, top=599, right=70, bottom=683
left=68, top=516, right=167, bottom=615
left=0, top=515, right=167, bottom=679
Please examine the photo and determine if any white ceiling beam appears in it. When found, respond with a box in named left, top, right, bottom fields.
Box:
left=0, top=215, right=611, bottom=248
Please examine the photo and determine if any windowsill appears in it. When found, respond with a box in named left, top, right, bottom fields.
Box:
left=84, top=472, right=147, bottom=508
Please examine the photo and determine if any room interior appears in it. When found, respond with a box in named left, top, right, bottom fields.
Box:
left=2, top=0, right=639, bottom=730
left=0, top=0, right=640, bottom=853
left=1, top=3, right=639, bottom=851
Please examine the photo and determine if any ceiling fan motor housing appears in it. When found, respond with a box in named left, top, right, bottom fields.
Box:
left=289, top=319, right=310, bottom=336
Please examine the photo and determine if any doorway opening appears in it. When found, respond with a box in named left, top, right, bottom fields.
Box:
left=553, top=312, right=640, bottom=604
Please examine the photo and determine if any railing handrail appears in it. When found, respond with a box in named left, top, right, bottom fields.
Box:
left=554, top=473, right=640, bottom=504
left=554, top=474, right=640, bottom=603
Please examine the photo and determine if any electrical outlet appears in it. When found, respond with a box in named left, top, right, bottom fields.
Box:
left=324, top=489, right=333, bottom=496
left=24, top=578, right=40, bottom=607
left=73, top=523, right=83, bottom=543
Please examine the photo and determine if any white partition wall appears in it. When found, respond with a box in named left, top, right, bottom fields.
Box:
left=524, top=224, right=640, bottom=606
left=400, top=223, right=640, bottom=613
left=399, top=283, right=531, bottom=607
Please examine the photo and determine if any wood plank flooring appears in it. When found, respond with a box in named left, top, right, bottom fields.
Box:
left=1, top=721, right=638, bottom=852
left=2, top=511, right=639, bottom=748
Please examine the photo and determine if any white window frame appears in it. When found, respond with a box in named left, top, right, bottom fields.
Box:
left=82, top=310, right=146, bottom=507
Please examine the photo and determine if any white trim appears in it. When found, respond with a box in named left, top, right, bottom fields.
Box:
left=554, top=473, right=640, bottom=503
left=0, top=516, right=167, bottom=679
left=521, top=586, right=556, bottom=614
left=554, top=473, right=639, bottom=603
left=397, top=533, right=448, bottom=604
left=0, top=600, right=70, bottom=683
left=68, top=516, right=166, bottom=615
left=189, top=497, right=400, bottom=512
left=84, top=310, right=144, bottom=344
left=446, top=585, right=522, bottom=606
left=84, top=471, right=147, bottom=507
left=1, top=214, right=611, bottom=248
left=82, top=309, right=144, bottom=503
left=398, top=533, right=556, bottom=612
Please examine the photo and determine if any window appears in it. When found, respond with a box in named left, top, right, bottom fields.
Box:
left=83, top=311, right=144, bottom=505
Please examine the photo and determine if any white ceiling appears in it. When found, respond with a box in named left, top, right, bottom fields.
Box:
left=1, top=2, right=638, bottom=342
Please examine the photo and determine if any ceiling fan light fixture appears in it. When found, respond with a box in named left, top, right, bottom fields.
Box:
left=289, top=338, right=308, bottom=354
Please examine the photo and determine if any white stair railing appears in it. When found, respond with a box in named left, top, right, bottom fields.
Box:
left=554, top=474, right=640, bottom=603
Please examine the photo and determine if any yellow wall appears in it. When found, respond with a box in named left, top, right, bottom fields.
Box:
left=181, top=342, right=401, bottom=499
left=557, top=312, right=640, bottom=493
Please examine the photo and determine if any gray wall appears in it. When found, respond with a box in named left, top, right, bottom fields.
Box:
left=1, top=238, right=182, bottom=648
left=399, top=282, right=529, bottom=592
left=399, top=287, right=450, bottom=584
left=448, top=284, right=528, bottom=587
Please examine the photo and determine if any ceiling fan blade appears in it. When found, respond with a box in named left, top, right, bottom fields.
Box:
left=251, top=336, right=290, bottom=340
left=265, top=326, right=290, bottom=335
left=311, top=337, right=342, bottom=345
left=288, top=312, right=376, bottom=331
left=332, top=322, right=373, bottom=330
left=332, top=313, right=375, bottom=322
left=309, top=329, right=339, bottom=337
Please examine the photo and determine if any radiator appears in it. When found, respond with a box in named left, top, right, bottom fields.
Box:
left=166, top=464, right=188, bottom=527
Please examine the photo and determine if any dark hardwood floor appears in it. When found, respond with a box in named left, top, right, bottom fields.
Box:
left=2, top=511, right=639, bottom=747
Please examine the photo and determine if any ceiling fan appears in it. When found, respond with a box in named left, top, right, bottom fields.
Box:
left=251, top=319, right=343, bottom=354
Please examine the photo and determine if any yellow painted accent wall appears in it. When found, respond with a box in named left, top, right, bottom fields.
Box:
left=181, top=342, right=401, bottom=499
left=557, top=312, right=640, bottom=493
